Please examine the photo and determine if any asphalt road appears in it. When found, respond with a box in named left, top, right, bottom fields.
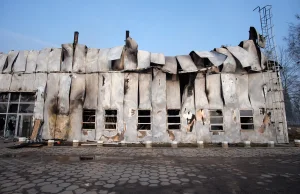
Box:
left=0, top=146, right=300, bottom=194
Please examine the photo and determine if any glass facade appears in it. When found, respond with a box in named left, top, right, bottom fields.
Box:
left=0, top=92, right=35, bottom=138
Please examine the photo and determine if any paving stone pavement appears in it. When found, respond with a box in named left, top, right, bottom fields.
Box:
left=0, top=147, right=300, bottom=193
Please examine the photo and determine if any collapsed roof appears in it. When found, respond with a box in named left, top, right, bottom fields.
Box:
left=0, top=27, right=269, bottom=74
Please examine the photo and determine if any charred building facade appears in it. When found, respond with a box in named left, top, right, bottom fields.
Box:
left=0, top=28, right=289, bottom=143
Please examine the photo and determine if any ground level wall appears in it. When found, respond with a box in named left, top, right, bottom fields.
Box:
left=0, top=70, right=289, bottom=143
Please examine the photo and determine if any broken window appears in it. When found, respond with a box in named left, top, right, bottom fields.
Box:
left=82, top=110, right=96, bottom=129
left=0, top=92, right=35, bottom=137
left=0, top=93, right=9, bottom=102
left=167, top=109, right=180, bottom=130
left=105, top=110, right=117, bottom=130
left=259, top=108, right=265, bottom=115
left=137, top=110, right=151, bottom=130
left=209, top=109, right=223, bottom=131
left=240, top=110, right=254, bottom=130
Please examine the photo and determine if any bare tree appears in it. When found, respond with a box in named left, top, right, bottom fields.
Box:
left=278, top=47, right=300, bottom=123
left=285, top=14, right=300, bottom=63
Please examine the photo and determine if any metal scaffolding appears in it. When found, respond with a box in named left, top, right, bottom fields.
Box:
left=254, top=5, right=288, bottom=143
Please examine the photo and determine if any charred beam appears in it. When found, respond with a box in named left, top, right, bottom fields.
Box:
left=73, top=31, right=79, bottom=45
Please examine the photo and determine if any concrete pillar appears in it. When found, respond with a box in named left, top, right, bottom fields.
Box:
left=73, top=140, right=79, bottom=147
left=171, top=141, right=178, bottom=148
left=97, top=140, right=103, bottom=147
left=222, top=141, right=228, bottom=148
left=197, top=141, right=204, bottom=148
left=121, top=140, right=126, bottom=147
left=244, top=141, right=251, bottom=148
left=48, top=140, right=54, bottom=147
left=295, top=140, right=300, bottom=147
left=268, top=141, right=275, bottom=147
left=145, top=141, right=152, bottom=148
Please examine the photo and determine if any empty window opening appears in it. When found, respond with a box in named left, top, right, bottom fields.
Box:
left=138, top=110, right=151, bottom=130
left=106, top=124, right=117, bottom=129
left=259, top=108, right=265, bottom=115
left=168, top=117, right=180, bottom=123
left=168, top=109, right=180, bottom=116
left=105, top=110, right=117, bottom=115
left=211, top=125, right=224, bottom=131
left=240, top=110, right=254, bottom=130
left=167, top=109, right=180, bottom=130
left=82, top=110, right=95, bottom=129
left=210, top=109, right=223, bottom=131
left=138, top=110, right=150, bottom=116
left=105, top=110, right=117, bottom=130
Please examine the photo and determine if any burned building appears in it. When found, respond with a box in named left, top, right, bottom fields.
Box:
left=0, top=28, right=289, bottom=144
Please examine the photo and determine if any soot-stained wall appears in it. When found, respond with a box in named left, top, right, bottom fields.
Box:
left=0, top=30, right=288, bottom=143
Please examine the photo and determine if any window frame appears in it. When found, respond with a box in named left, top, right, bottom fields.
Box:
left=209, top=109, right=224, bottom=131
left=240, top=109, right=254, bottom=130
left=137, top=109, right=151, bottom=131
left=104, top=109, right=117, bottom=130
left=82, top=109, right=96, bottom=130
left=167, top=109, right=181, bottom=130
left=0, top=92, right=35, bottom=137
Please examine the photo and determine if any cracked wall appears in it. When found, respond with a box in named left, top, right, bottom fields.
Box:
left=0, top=28, right=288, bottom=143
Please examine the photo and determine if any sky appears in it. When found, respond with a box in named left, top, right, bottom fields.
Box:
left=0, top=0, right=299, bottom=56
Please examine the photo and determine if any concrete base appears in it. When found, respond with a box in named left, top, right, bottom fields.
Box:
left=244, top=141, right=251, bottom=148
left=121, top=141, right=127, bottom=147
left=145, top=141, right=152, bottom=148
left=73, top=140, right=79, bottom=147
left=171, top=141, right=178, bottom=148
left=97, top=141, right=103, bottom=147
left=268, top=141, right=275, bottom=147
left=48, top=140, right=54, bottom=147
left=295, top=140, right=300, bottom=147
left=18, top=137, right=27, bottom=144
left=222, top=141, right=228, bottom=148
left=197, top=141, right=204, bottom=148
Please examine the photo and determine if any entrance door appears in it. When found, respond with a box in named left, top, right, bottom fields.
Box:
left=5, top=114, right=17, bottom=138
left=21, top=115, right=33, bottom=137
left=17, top=115, right=33, bottom=137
